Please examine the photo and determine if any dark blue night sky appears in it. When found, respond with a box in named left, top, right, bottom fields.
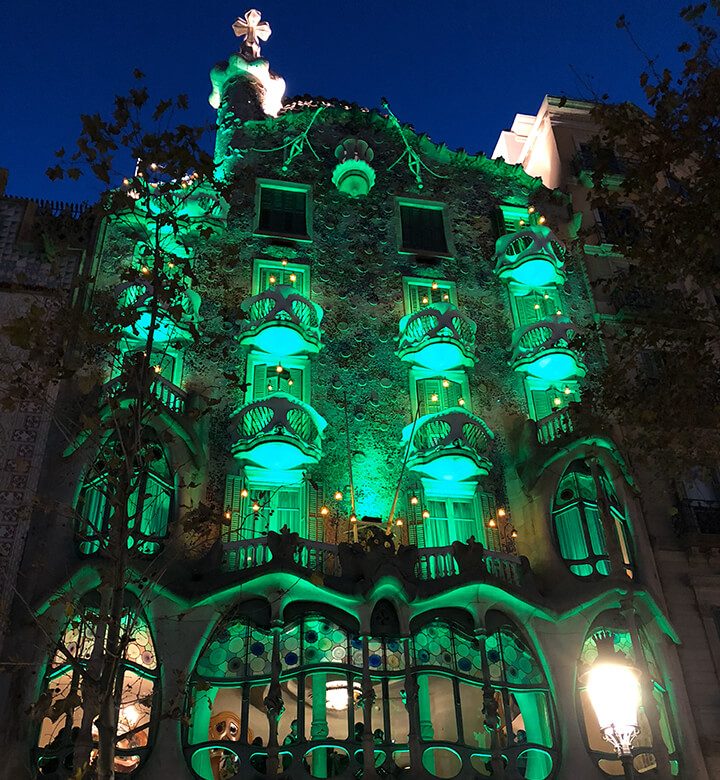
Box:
left=0, top=1, right=689, bottom=204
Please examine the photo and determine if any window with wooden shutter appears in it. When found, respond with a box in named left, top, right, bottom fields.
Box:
left=257, top=263, right=307, bottom=293
left=416, top=377, right=463, bottom=416
left=399, top=204, right=449, bottom=254
left=257, top=185, right=309, bottom=237
left=251, top=363, right=304, bottom=401
left=223, top=474, right=248, bottom=544
left=307, top=482, right=325, bottom=542
left=406, top=487, right=426, bottom=548
left=529, top=385, right=578, bottom=421
left=512, top=290, right=562, bottom=327
left=405, top=278, right=455, bottom=313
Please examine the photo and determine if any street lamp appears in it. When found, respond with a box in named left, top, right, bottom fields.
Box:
left=585, top=631, right=642, bottom=780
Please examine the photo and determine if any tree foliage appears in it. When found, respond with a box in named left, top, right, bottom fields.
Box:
left=583, top=3, right=720, bottom=475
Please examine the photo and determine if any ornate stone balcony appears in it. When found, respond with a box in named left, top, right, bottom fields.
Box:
left=231, top=393, right=327, bottom=471
left=238, top=284, right=323, bottom=355
left=402, top=409, right=493, bottom=483
left=397, top=302, right=476, bottom=371
left=221, top=528, right=534, bottom=594
left=494, top=224, right=566, bottom=288
left=104, top=373, right=188, bottom=415
left=511, top=317, right=586, bottom=382
left=535, top=405, right=576, bottom=445
left=116, top=281, right=201, bottom=343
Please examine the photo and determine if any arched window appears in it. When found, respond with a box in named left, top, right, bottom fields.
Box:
left=75, top=442, right=173, bottom=556
left=36, top=591, right=158, bottom=775
left=552, top=459, right=634, bottom=578
left=577, top=612, right=678, bottom=776
left=410, top=613, right=556, bottom=779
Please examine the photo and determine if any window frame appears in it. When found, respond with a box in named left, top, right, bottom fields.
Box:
left=402, top=276, right=458, bottom=315
left=245, top=354, right=310, bottom=405
left=410, top=368, right=470, bottom=417
left=254, top=180, right=313, bottom=241
left=396, top=197, right=453, bottom=257
left=251, top=258, right=311, bottom=297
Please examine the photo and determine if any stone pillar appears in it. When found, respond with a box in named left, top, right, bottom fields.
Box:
left=360, top=635, right=378, bottom=779
left=311, top=672, right=328, bottom=777
left=264, top=622, right=284, bottom=777
left=477, top=630, right=506, bottom=779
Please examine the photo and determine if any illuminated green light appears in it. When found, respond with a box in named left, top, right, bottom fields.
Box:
left=236, top=439, right=315, bottom=471
left=515, top=351, right=586, bottom=382
left=243, top=323, right=319, bottom=356
left=498, top=258, right=563, bottom=288
left=402, top=341, right=473, bottom=372
left=413, top=453, right=490, bottom=482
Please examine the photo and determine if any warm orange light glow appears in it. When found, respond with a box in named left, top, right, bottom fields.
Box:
left=497, top=508, right=506, bottom=517
left=240, top=488, right=249, bottom=498
left=320, top=506, right=329, bottom=516
left=410, top=495, right=419, bottom=505
left=334, top=491, right=343, bottom=501
left=422, top=509, right=430, bottom=519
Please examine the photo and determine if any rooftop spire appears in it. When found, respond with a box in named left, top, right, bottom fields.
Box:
left=232, top=9, right=272, bottom=61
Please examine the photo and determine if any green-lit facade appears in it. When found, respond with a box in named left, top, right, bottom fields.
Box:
left=0, top=17, right=713, bottom=780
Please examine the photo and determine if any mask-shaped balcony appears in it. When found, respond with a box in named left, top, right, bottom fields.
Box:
left=238, top=284, right=323, bottom=356
left=117, top=281, right=201, bottom=343
left=397, top=302, right=476, bottom=371
left=494, top=225, right=566, bottom=288
left=511, top=318, right=586, bottom=382
left=232, top=393, right=327, bottom=472
left=402, top=409, right=493, bottom=483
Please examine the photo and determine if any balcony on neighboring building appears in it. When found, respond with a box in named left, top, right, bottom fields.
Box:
left=494, top=224, right=566, bottom=288
left=402, top=409, right=493, bottom=484
left=397, top=302, right=476, bottom=371
left=511, top=318, right=586, bottom=382
left=238, top=283, right=323, bottom=355
left=231, top=393, right=327, bottom=472
left=116, top=281, right=201, bottom=343
left=675, top=499, right=720, bottom=547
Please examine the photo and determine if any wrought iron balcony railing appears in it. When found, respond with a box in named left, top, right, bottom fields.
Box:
left=239, top=284, right=323, bottom=355
left=511, top=317, right=586, bottom=382
left=675, top=499, right=720, bottom=537
left=231, top=393, right=327, bottom=472
left=403, top=409, right=493, bottom=483
left=397, top=302, right=476, bottom=371
left=494, top=224, right=566, bottom=288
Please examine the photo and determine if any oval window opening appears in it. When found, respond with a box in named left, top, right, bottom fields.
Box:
left=304, top=746, right=349, bottom=777
left=517, top=748, right=554, bottom=779
left=422, top=746, right=463, bottom=778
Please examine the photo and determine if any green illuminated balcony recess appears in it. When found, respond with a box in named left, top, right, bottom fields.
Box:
left=397, top=302, right=476, bottom=371
left=511, top=318, right=586, bottom=382
left=231, top=393, right=327, bottom=471
left=117, top=281, right=201, bottom=343
left=494, top=225, right=566, bottom=288
left=402, top=409, right=493, bottom=483
left=238, top=284, right=323, bottom=356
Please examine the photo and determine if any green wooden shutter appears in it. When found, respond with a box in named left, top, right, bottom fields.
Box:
left=307, top=482, right=325, bottom=542
left=223, top=474, right=247, bottom=544
left=476, top=491, right=496, bottom=549
left=530, top=389, right=555, bottom=420
left=401, top=206, right=447, bottom=253
left=417, top=378, right=443, bottom=416
left=406, top=487, right=426, bottom=548
left=441, top=380, right=463, bottom=409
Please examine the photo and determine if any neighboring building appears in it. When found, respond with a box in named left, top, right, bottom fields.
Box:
left=493, top=96, right=720, bottom=777
left=0, top=17, right=713, bottom=780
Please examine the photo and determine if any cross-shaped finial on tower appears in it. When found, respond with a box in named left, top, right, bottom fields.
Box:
left=232, top=9, right=272, bottom=61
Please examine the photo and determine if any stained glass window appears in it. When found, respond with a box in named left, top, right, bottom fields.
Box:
left=36, top=592, right=158, bottom=776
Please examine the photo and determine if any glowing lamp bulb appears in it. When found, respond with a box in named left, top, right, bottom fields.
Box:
left=442, top=293, right=449, bottom=301
left=431, top=281, right=439, bottom=290
left=396, top=519, right=403, bottom=527
left=519, top=219, right=525, bottom=227
left=488, top=518, right=497, bottom=528
left=511, top=529, right=518, bottom=538
left=168, top=261, right=175, bottom=268
left=421, top=296, right=429, bottom=304
left=281, top=259, right=288, bottom=266
left=458, top=397, right=465, bottom=406
left=528, top=205, right=535, bottom=214
left=544, top=293, right=550, bottom=299
left=269, top=275, right=276, bottom=284
left=252, top=501, right=260, bottom=512
left=553, top=397, right=562, bottom=406
left=320, top=506, right=329, bottom=516
left=538, top=215, right=546, bottom=224
left=267, top=383, right=273, bottom=391
left=585, top=660, right=641, bottom=747
left=430, top=393, right=439, bottom=403
left=224, top=510, right=232, bottom=520
left=556, top=310, right=562, bottom=316
left=422, top=509, right=430, bottom=519
left=564, top=387, right=572, bottom=395
left=275, top=365, right=283, bottom=373
left=240, top=488, right=249, bottom=498
left=442, top=379, right=450, bottom=388
left=141, top=266, right=150, bottom=275
left=410, top=495, right=419, bottom=506
left=497, top=508, right=506, bottom=517
left=122, top=178, right=130, bottom=186
left=150, top=162, right=158, bottom=171
left=334, top=491, right=343, bottom=501
left=288, top=379, right=294, bottom=386
left=350, top=514, right=357, bottom=523
left=289, top=273, right=297, bottom=282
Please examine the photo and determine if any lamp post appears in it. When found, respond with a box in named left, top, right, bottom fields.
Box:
left=585, top=632, right=642, bottom=780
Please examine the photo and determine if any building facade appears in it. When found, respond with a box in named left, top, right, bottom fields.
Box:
left=0, top=15, right=714, bottom=780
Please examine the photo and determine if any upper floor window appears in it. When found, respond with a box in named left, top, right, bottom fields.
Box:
left=398, top=199, right=450, bottom=255
left=424, top=498, right=480, bottom=547
left=497, top=203, right=530, bottom=234
left=511, top=289, right=563, bottom=327
left=415, top=376, right=466, bottom=416
left=253, top=259, right=310, bottom=296
left=552, top=459, right=634, bottom=579
left=256, top=181, right=311, bottom=239
left=526, top=379, right=579, bottom=421
left=403, top=277, right=456, bottom=314
left=249, top=359, right=305, bottom=402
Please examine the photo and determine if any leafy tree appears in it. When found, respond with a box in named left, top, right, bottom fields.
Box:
left=2, top=72, right=248, bottom=779
left=581, top=3, right=720, bottom=475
